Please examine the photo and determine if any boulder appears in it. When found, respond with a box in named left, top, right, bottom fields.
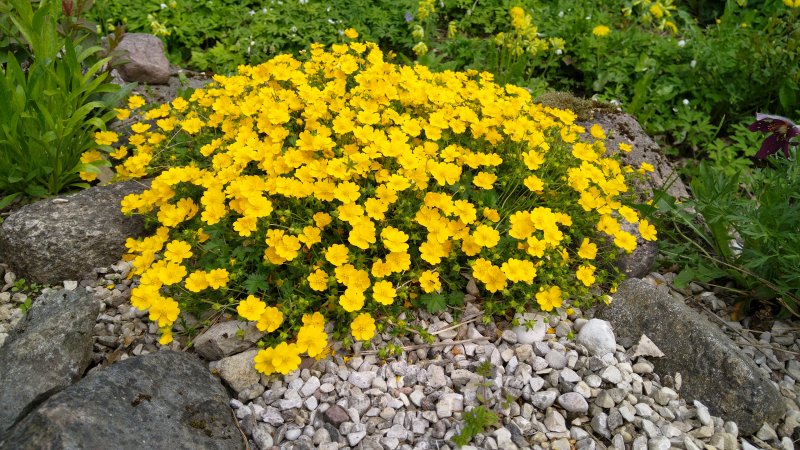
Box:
left=113, top=33, right=171, bottom=85
left=0, top=288, right=99, bottom=432
left=596, top=278, right=785, bottom=434
left=0, top=351, right=245, bottom=450
left=0, top=180, right=148, bottom=285
left=193, top=321, right=265, bottom=361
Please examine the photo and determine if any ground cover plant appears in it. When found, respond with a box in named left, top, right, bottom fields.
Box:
left=105, top=41, right=656, bottom=375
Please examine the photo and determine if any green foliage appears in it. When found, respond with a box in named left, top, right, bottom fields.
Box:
left=0, top=0, right=128, bottom=198
left=88, top=0, right=414, bottom=74
left=451, top=405, right=499, bottom=447
left=651, top=152, right=800, bottom=317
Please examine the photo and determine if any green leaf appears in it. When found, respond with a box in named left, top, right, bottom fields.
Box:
left=0, top=193, right=21, bottom=210
left=419, top=293, right=447, bottom=314
left=243, top=273, right=270, bottom=294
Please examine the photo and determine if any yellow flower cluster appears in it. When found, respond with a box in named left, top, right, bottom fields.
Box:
left=495, top=7, right=551, bottom=57
left=114, top=41, right=654, bottom=376
left=624, top=0, right=679, bottom=33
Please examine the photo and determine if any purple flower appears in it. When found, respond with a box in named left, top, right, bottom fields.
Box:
left=405, top=12, right=414, bottom=22
left=748, top=113, right=800, bottom=159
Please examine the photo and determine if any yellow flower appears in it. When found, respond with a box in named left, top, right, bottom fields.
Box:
left=576, top=264, right=596, bottom=287
left=115, top=108, right=131, bottom=120
left=577, top=238, right=598, bottom=259
left=483, top=208, right=500, bottom=222
left=237, top=295, right=267, bottom=321
left=296, top=324, right=328, bottom=357
left=158, top=262, right=187, bottom=285
left=184, top=270, right=209, bottom=292
left=206, top=268, right=230, bottom=289
left=302, top=312, right=326, bottom=329
left=614, top=230, right=638, bottom=253
left=158, top=327, right=173, bottom=345
left=325, top=244, right=350, bottom=266
left=254, top=347, right=276, bottom=375
left=473, top=225, right=500, bottom=248
left=164, top=240, right=192, bottom=262
left=372, top=280, right=396, bottom=305
left=308, top=269, right=329, bottom=291
left=351, top=313, right=376, bottom=341
left=592, top=25, right=611, bottom=37
left=344, top=28, right=359, bottom=39
left=590, top=124, right=606, bottom=140
left=339, top=288, right=365, bottom=312
left=149, top=297, right=180, bottom=327
left=784, top=0, right=800, bottom=8
left=94, top=130, right=119, bottom=146
left=535, top=286, right=562, bottom=312
left=419, top=270, right=441, bottom=293
left=472, top=172, right=497, bottom=189
left=619, top=143, right=632, bottom=152
left=501, top=258, right=536, bottom=283
left=127, top=95, right=146, bottom=109
left=314, top=212, right=333, bottom=228
left=270, top=342, right=302, bottom=374
left=639, top=219, right=657, bottom=241
left=256, top=306, right=284, bottom=332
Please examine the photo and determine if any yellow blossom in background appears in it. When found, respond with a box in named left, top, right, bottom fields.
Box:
left=149, top=297, right=180, bottom=326
left=351, top=313, right=376, bottom=341
left=127, top=95, right=146, bottom=109
left=590, top=124, right=606, bottom=140
left=94, top=130, right=119, bottom=146
left=473, top=172, right=497, bottom=189
left=614, top=231, right=638, bottom=253
left=115, top=108, right=131, bottom=120
left=592, top=25, right=611, bottom=37
left=344, top=28, right=359, bottom=39
left=785, top=0, right=800, bottom=7
left=302, top=312, right=326, bottom=329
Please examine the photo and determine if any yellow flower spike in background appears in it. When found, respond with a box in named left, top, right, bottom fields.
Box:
left=592, top=25, right=611, bottom=37
left=113, top=41, right=655, bottom=375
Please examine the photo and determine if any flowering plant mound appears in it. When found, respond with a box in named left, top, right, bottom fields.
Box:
left=103, top=41, right=656, bottom=375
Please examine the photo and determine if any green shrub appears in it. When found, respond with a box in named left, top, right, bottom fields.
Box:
left=109, top=41, right=655, bottom=374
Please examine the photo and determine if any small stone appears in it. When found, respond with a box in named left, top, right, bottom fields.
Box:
left=285, top=428, right=302, bottom=440
left=323, top=404, right=350, bottom=427
left=347, top=430, right=367, bottom=446
left=313, top=428, right=331, bottom=445
left=251, top=423, right=274, bottom=450
left=436, top=393, right=463, bottom=418
left=545, top=351, right=567, bottom=370
left=560, top=368, right=581, bottom=383
left=410, top=390, right=425, bottom=407
left=756, top=423, right=779, bottom=442
left=428, top=365, right=447, bottom=389
left=300, top=376, right=320, bottom=397
left=493, top=427, right=520, bottom=450
left=632, top=334, right=664, bottom=358
left=576, top=319, right=617, bottom=356
left=648, top=436, right=670, bottom=450
left=63, top=280, right=78, bottom=291
left=512, top=312, right=547, bottom=344
left=600, top=366, right=623, bottom=384
left=557, top=392, right=589, bottom=414
left=502, top=329, right=518, bottom=344
left=544, top=408, right=567, bottom=432
left=531, top=390, right=558, bottom=409
left=693, top=400, right=712, bottom=426
left=348, top=371, right=376, bottom=389
left=595, top=391, right=616, bottom=409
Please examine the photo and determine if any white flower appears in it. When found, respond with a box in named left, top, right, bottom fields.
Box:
left=555, top=49, right=563, bottom=55
left=682, top=99, right=689, bottom=106
left=299, top=0, right=308, bottom=4
left=248, top=10, right=255, bottom=15
left=585, top=15, right=592, bottom=20
left=160, top=3, right=167, bottom=8
left=290, top=25, right=297, bottom=33
left=678, top=40, right=686, bottom=47
left=558, top=11, right=564, bottom=17
left=690, top=60, right=697, bottom=68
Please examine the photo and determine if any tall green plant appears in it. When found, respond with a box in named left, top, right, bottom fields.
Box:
left=0, top=0, right=127, bottom=198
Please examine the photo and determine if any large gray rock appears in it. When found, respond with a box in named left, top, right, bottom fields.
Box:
left=0, top=181, right=148, bottom=284
left=193, top=321, right=265, bottom=361
left=0, top=351, right=245, bottom=450
left=597, top=278, right=785, bottom=434
left=113, top=33, right=171, bottom=85
left=0, top=288, right=99, bottom=433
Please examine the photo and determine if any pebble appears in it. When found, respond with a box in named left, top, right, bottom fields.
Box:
left=3, top=261, right=798, bottom=450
